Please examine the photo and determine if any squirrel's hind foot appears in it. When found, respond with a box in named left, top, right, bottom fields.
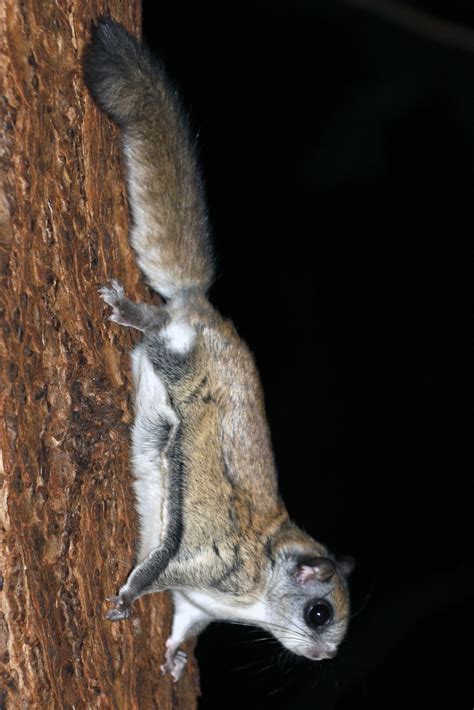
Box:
left=99, top=279, right=168, bottom=332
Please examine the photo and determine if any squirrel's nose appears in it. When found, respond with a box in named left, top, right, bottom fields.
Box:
left=310, top=646, right=337, bottom=660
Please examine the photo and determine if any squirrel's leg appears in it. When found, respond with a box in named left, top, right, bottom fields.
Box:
left=160, top=592, right=211, bottom=682
left=106, top=544, right=212, bottom=622
left=99, top=279, right=168, bottom=331
left=106, top=545, right=175, bottom=621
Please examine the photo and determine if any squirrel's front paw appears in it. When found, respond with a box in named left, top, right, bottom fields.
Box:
left=105, top=594, right=132, bottom=621
left=160, top=639, right=188, bottom=682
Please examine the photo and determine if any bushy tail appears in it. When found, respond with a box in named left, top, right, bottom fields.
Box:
left=83, top=17, right=214, bottom=299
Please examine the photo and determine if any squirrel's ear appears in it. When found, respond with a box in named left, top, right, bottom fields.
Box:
left=337, top=555, right=356, bottom=577
left=294, top=556, right=336, bottom=585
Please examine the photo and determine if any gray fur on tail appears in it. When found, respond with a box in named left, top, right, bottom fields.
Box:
left=83, top=17, right=214, bottom=299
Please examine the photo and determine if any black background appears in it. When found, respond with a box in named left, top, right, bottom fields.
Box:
left=142, top=2, right=473, bottom=708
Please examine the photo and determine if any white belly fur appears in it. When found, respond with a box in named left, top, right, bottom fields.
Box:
left=130, top=344, right=178, bottom=561
left=181, top=588, right=267, bottom=625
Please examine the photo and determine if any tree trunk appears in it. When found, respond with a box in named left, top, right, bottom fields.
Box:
left=0, top=2, right=199, bottom=707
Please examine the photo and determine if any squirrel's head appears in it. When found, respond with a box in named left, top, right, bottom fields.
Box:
left=260, top=534, right=354, bottom=661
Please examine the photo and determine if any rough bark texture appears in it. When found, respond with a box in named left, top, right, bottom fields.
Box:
left=0, top=2, right=199, bottom=707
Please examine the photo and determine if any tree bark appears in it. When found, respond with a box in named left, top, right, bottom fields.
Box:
left=0, top=2, right=199, bottom=707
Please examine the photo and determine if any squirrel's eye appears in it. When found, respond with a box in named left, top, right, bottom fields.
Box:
left=305, top=600, right=333, bottom=629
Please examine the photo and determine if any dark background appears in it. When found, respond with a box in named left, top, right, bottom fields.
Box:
left=142, top=2, right=473, bottom=708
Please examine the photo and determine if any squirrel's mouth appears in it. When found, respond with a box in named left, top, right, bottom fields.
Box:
left=300, top=644, right=338, bottom=661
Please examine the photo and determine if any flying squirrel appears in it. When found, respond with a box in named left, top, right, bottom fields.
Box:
left=83, top=17, right=354, bottom=682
